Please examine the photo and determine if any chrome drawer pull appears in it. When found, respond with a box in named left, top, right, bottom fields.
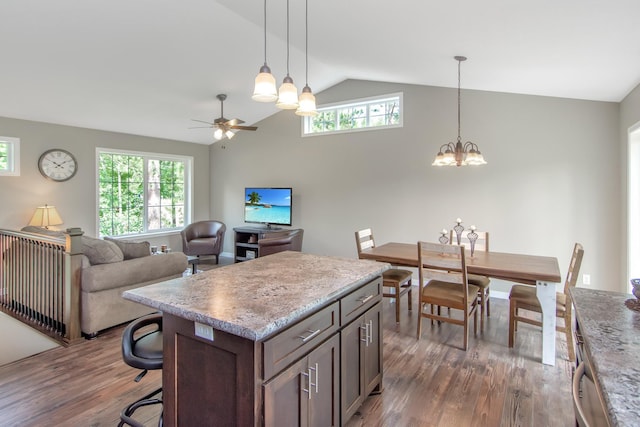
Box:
left=359, top=294, right=374, bottom=304
left=301, top=363, right=319, bottom=399
left=360, top=324, right=368, bottom=343
left=299, top=328, right=321, bottom=342
left=368, top=320, right=373, bottom=345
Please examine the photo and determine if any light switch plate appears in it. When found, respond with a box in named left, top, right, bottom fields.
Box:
left=195, top=322, right=214, bottom=341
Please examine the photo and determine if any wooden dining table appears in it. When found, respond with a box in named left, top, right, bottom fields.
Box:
left=359, top=242, right=562, bottom=365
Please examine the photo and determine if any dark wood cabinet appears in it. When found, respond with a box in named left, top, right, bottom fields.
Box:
left=341, top=303, right=382, bottom=421
left=264, top=334, right=340, bottom=427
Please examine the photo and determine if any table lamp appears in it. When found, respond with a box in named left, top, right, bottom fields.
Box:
left=29, top=204, right=63, bottom=229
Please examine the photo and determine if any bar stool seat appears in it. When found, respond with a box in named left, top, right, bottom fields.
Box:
left=118, top=313, right=164, bottom=427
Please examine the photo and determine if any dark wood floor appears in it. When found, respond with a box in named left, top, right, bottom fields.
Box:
left=0, top=287, right=574, bottom=427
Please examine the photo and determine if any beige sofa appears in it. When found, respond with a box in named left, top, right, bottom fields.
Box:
left=21, top=227, right=188, bottom=337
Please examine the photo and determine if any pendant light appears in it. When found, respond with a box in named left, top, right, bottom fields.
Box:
left=432, top=56, right=487, bottom=167
left=276, top=0, right=299, bottom=109
left=295, top=0, right=317, bottom=116
left=252, top=0, right=278, bottom=102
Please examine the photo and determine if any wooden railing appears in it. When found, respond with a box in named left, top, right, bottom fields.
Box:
left=0, top=228, right=84, bottom=345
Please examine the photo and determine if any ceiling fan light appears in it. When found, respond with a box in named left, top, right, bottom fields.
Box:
left=276, top=75, right=299, bottom=109
left=252, top=64, right=278, bottom=102
left=214, top=128, right=224, bottom=140
left=225, top=129, right=236, bottom=139
left=295, top=85, right=317, bottom=116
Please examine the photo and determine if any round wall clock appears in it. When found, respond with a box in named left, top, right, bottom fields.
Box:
left=38, top=149, right=78, bottom=182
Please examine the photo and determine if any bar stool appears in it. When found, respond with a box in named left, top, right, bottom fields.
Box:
left=119, top=313, right=164, bottom=427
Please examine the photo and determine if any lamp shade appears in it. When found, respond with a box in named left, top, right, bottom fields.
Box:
left=29, top=204, right=63, bottom=228
left=295, top=85, right=318, bottom=116
left=276, top=75, right=299, bottom=109
left=252, top=65, right=278, bottom=102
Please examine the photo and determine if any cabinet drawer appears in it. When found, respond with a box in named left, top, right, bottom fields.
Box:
left=263, top=301, right=339, bottom=381
left=340, top=277, right=382, bottom=326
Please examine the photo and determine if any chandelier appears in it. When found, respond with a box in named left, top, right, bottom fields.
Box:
left=432, top=56, right=487, bottom=167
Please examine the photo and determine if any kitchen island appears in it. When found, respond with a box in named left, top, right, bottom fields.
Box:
left=124, top=251, right=389, bottom=426
left=570, top=287, right=640, bottom=426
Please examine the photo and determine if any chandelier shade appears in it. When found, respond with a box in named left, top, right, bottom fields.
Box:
left=295, top=0, right=317, bottom=117
left=276, top=0, right=299, bottom=109
left=432, top=56, right=486, bottom=167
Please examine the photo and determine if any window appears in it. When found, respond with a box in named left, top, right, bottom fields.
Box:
left=97, top=148, right=192, bottom=237
left=303, top=93, right=402, bottom=136
left=0, top=136, right=20, bottom=176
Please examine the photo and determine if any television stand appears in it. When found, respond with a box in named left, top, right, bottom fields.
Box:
left=233, top=226, right=286, bottom=262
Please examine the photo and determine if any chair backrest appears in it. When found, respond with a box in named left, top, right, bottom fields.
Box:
left=564, top=243, right=584, bottom=295
left=258, top=229, right=304, bottom=256
left=182, top=220, right=225, bottom=241
left=449, top=229, right=489, bottom=252
left=355, top=228, right=376, bottom=257
left=418, top=241, right=470, bottom=304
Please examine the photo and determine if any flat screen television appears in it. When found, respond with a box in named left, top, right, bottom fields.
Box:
left=244, top=187, right=292, bottom=227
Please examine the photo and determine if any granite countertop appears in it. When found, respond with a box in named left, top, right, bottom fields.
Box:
left=123, top=251, right=389, bottom=341
left=570, top=287, right=640, bottom=427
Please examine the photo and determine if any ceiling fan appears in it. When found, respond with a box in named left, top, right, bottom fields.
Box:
left=190, top=94, right=258, bottom=140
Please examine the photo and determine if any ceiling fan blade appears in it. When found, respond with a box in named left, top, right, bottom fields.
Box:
left=191, top=119, right=215, bottom=125
left=231, top=125, right=258, bottom=131
left=188, top=126, right=215, bottom=129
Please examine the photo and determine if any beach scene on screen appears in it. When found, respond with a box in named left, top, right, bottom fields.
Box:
left=245, top=188, right=292, bottom=225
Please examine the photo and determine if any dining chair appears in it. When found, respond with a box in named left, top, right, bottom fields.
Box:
left=508, top=242, right=584, bottom=362
left=449, top=229, right=491, bottom=330
left=417, top=241, right=479, bottom=350
left=355, top=228, right=412, bottom=323
left=572, top=361, right=608, bottom=427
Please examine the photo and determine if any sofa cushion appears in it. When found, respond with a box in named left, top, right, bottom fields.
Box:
left=81, top=252, right=188, bottom=293
left=82, top=236, right=123, bottom=265
left=104, top=237, right=150, bottom=260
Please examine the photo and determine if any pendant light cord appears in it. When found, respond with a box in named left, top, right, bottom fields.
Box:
left=457, top=58, right=461, bottom=141
left=262, top=0, right=267, bottom=65
left=286, top=0, right=290, bottom=76
left=305, top=0, right=309, bottom=85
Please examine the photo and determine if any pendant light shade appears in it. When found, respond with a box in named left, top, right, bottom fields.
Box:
left=296, top=85, right=317, bottom=116
left=295, top=0, right=317, bottom=116
left=276, top=75, right=299, bottom=109
left=276, top=0, right=299, bottom=109
left=253, top=64, right=277, bottom=102
left=252, top=0, right=278, bottom=102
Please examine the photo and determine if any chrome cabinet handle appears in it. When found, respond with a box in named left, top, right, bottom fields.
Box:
left=360, top=324, right=368, bottom=344
left=368, top=320, right=373, bottom=345
left=359, top=294, right=374, bottom=304
left=301, top=363, right=319, bottom=399
left=298, top=328, right=321, bottom=342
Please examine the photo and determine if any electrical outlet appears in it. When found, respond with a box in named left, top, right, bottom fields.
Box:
left=583, top=274, right=591, bottom=285
left=195, top=322, right=214, bottom=341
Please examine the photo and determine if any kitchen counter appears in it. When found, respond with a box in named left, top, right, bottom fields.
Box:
left=570, top=287, right=640, bottom=426
left=124, top=250, right=389, bottom=426
left=124, top=251, right=389, bottom=341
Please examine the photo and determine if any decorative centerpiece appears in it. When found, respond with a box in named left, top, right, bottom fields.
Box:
left=467, top=225, right=478, bottom=257
left=453, top=218, right=464, bottom=245
left=624, top=279, right=640, bottom=312
left=439, top=229, right=449, bottom=245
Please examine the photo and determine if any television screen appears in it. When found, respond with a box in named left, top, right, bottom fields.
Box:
left=244, top=187, right=292, bottom=226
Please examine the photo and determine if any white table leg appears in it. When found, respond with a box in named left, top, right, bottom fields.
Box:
left=536, top=280, right=556, bottom=365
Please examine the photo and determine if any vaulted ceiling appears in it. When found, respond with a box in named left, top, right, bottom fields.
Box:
left=1, top=0, right=639, bottom=145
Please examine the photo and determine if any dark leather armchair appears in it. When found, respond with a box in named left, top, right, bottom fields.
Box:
left=258, top=229, right=304, bottom=257
left=180, top=220, right=226, bottom=264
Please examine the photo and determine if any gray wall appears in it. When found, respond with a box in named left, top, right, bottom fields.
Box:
left=211, top=79, right=621, bottom=294
left=0, top=116, right=211, bottom=249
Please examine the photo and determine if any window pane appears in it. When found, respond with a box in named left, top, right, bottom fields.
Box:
left=98, top=151, right=189, bottom=237
left=303, top=94, right=402, bottom=136
left=0, top=143, right=7, bottom=170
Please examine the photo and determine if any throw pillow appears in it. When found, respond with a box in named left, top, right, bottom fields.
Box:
left=104, top=237, right=151, bottom=260
left=82, top=236, right=124, bottom=265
